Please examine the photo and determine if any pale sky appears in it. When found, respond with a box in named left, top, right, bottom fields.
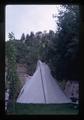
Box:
left=5, top=5, right=60, bottom=41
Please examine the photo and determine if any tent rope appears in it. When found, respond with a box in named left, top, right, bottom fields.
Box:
left=39, top=62, right=46, bottom=103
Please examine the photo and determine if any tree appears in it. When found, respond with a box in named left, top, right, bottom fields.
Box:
left=36, top=31, right=42, bottom=39
left=20, top=33, right=25, bottom=43
left=6, top=39, right=21, bottom=111
left=30, top=32, right=34, bottom=39
left=25, top=34, right=29, bottom=41
left=8, top=32, right=15, bottom=41
left=48, top=5, right=79, bottom=80
left=25, top=34, right=32, bottom=46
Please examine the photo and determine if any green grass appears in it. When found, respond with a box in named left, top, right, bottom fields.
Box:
left=7, top=103, right=79, bottom=115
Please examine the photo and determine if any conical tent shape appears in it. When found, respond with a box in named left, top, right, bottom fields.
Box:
left=17, top=60, right=71, bottom=103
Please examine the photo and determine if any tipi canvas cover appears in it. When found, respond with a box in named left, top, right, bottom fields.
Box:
left=17, top=60, right=71, bottom=103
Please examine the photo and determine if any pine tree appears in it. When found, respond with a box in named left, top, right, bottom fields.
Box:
left=20, top=33, right=25, bottom=43
left=6, top=33, right=21, bottom=112
left=48, top=5, right=79, bottom=80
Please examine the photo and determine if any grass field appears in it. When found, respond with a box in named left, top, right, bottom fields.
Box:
left=7, top=103, right=79, bottom=115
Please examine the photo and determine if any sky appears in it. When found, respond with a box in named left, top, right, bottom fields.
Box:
left=5, top=5, right=60, bottom=41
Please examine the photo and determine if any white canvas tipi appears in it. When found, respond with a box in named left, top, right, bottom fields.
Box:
left=16, top=60, right=71, bottom=103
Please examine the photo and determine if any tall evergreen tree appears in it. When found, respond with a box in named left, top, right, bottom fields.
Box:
left=25, top=34, right=29, bottom=41
left=6, top=34, right=21, bottom=111
left=21, top=33, right=25, bottom=43
left=48, top=5, right=79, bottom=80
left=8, top=32, right=15, bottom=41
